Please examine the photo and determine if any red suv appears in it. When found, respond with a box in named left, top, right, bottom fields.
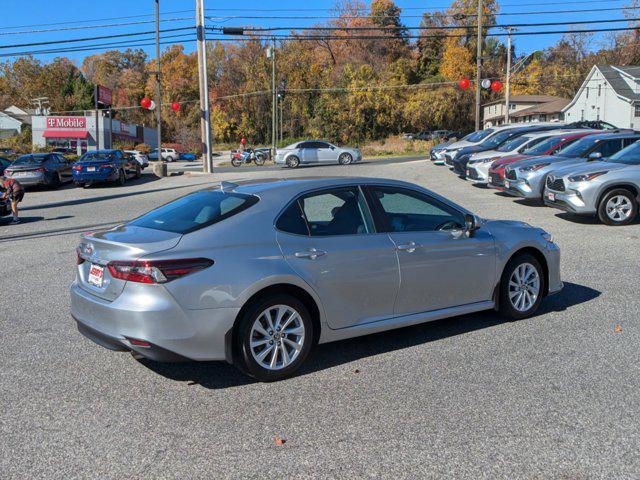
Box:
left=488, top=131, right=598, bottom=190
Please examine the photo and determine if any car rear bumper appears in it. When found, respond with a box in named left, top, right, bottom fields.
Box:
left=70, top=280, right=239, bottom=362
left=73, top=171, right=118, bottom=183
left=7, top=172, right=48, bottom=186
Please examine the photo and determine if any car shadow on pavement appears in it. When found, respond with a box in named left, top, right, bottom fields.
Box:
left=554, top=213, right=602, bottom=225
left=513, top=198, right=545, bottom=208
left=138, top=282, right=599, bottom=389
left=20, top=181, right=212, bottom=212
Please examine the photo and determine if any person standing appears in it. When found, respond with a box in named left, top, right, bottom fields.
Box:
left=239, top=136, right=247, bottom=153
left=1, top=176, right=24, bottom=224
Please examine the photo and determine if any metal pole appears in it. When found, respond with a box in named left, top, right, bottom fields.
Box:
left=279, top=97, right=283, bottom=142
left=94, top=85, right=100, bottom=150
left=475, top=0, right=483, bottom=131
left=108, top=108, right=113, bottom=149
left=155, top=0, right=162, bottom=164
left=271, top=38, right=276, bottom=158
left=505, top=28, right=512, bottom=124
left=196, top=0, right=213, bottom=173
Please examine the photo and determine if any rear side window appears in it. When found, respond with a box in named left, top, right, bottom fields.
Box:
left=129, top=190, right=258, bottom=234
left=276, top=201, right=309, bottom=235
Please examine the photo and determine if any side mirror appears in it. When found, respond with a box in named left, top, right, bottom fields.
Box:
left=330, top=146, right=335, bottom=150
left=588, top=151, right=602, bottom=160
left=464, top=214, right=480, bottom=236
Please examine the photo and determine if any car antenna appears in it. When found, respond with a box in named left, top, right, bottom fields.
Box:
left=220, top=181, right=238, bottom=192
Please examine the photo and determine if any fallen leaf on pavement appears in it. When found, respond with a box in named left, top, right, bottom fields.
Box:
left=614, top=325, right=622, bottom=333
left=275, top=437, right=286, bottom=446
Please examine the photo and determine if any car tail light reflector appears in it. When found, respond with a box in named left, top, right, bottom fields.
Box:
left=127, top=338, right=151, bottom=348
left=99, top=163, right=115, bottom=169
left=107, top=258, right=213, bottom=284
left=73, top=165, right=83, bottom=171
left=76, top=247, right=85, bottom=265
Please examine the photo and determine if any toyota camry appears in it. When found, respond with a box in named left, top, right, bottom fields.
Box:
left=71, top=177, right=562, bottom=381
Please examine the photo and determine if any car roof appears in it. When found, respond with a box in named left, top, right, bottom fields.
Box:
left=19, top=153, right=50, bottom=157
left=87, top=149, right=120, bottom=154
left=582, top=132, right=640, bottom=140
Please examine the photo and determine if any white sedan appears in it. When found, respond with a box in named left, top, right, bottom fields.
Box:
left=275, top=140, right=362, bottom=168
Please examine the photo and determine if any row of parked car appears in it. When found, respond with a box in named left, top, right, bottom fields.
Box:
left=430, top=121, right=640, bottom=226
left=403, top=130, right=467, bottom=142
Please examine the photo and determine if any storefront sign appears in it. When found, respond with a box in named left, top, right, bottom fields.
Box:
left=97, top=85, right=112, bottom=105
left=45, top=116, right=87, bottom=129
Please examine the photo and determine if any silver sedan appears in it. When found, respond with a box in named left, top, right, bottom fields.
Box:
left=70, top=177, right=562, bottom=381
left=275, top=140, right=361, bottom=167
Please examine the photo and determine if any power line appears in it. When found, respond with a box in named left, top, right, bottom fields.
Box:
left=238, top=17, right=640, bottom=32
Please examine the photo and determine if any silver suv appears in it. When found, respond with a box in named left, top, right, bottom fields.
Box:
left=544, top=140, right=640, bottom=225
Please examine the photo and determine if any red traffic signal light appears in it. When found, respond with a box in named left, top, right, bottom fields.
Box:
left=491, top=80, right=502, bottom=92
left=459, top=78, right=471, bottom=90
left=171, top=102, right=181, bottom=112
left=140, top=97, right=152, bottom=109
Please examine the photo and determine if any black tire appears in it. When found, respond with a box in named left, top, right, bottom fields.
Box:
left=498, top=253, right=545, bottom=321
left=134, top=164, right=142, bottom=179
left=166, top=156, right=174, bottom=163
left=234, top=294, right=314, bottom=382
left=49, top=173, right=61, bottom=189
left=597, top=188, right=638, bottom=226
left=286, top=155, right=300, bottom=168
left=117, top=169, right=126, bottom=186
left=254, top=153, right=266, bottom=166
left=338, top=153, right=353, bottom=165
left=231, top=157, right=242, bottom=167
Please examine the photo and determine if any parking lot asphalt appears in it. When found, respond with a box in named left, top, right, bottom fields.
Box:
left=1, top=159, right=639, bottom=478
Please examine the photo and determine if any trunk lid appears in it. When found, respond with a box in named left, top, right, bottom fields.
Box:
left=76, top=224, right=182, bottom=301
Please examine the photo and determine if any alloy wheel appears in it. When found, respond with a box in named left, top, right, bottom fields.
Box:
left=249, top=305, right=305, bottom=371
left=339, top=153, right=352, bottom=165
left=508, top=262, right=540, bottom=313
left=605, top=195, right=633, bottom=222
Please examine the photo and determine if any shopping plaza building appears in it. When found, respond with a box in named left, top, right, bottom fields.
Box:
left=31, top=114, right=158, bottom=154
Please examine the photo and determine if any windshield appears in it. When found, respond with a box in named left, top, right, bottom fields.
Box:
left=521, top=136, right=566, bottom=155
left=129, top=190, right=259, bottom=234
left=483, top=130, right=518, bottom=148
left=606, top=141, right=640, bottom=165
left=557, top=137, right=601, bottom=158
left=81, top=153, right=116, bottom=163
left=13, top=155, right=45, bottom=165
left=466, top=129, right=494, bottom=143
left=497, top=135, right=532, bottom=152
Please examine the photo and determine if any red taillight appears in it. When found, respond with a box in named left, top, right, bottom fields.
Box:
left=107, top=258, right=213, bottom=284
left=73, top=165, right=83, bottom=171
left=36, top=167, right=46, bottom=173
left=127, top=338, right=151, bottom=348
left=99, top=163, right=115, bottom=169
left=76, top=248, right=85, bottom=265
left=4, top=170, right=12, bottom=175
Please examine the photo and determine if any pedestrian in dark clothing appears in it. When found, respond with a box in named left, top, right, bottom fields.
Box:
left=1, top=176, right=24, bottom=224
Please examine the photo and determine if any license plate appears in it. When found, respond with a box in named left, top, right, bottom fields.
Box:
left=14, top=172, right=28, bottom=176
left=87, top=166, right=96, bottom=172
left=547, top=192, right=556, bottom=202
left=505, top=180, right=510, bottom=188
left=88, top=264, right=104, bottom=287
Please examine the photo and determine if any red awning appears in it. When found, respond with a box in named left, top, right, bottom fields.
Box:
left=43, top=130, right=89, bottom=139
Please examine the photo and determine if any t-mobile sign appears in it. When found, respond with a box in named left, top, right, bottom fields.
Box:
left=46, top=117, right=87, bottom=129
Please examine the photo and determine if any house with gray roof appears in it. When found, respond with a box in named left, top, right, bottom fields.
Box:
left=563, top=65, right=640, bottom=129
left=0, top=106, right=35, bottom=140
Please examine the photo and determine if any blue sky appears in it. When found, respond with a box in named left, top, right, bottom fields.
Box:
left=0, top=0, right=633, bottom=65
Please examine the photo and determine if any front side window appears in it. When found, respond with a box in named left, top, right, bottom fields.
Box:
left=368, top=186, right=465, bottom=233
left=594, top=139, right=623, bottom=157
left=299, top=187, right=371, bottom=236
left=607, top=141, right=640, bottom=165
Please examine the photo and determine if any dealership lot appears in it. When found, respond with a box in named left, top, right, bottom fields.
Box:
left=1, top=159, right=639, bottom=478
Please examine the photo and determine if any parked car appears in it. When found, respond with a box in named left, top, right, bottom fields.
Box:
left=544, top=140, right=640, bottom=225
left=3, top=153, right=73, bottom=188
left=0, top=148, right=16, bottom=155
left=503, top=132, right=640, bottom=200
left=148, top=147, right=179, bottom=162
left=0, top=157, right=12, bottom=175
left=487, top=131, right=599, bottom=190
left=430, top=130, right=453, bottom=141
left=52, top=147, right=75, bottom=155
left=430, top=129, right=496, bottom=165
left=124, top=150, right=149, bottom=169
left=180, top=152, right=197, bottom=161
left=274, top=140, right=361, bottom=168
left=447, top=124, right=570, bottom=177
left=72, top=150, right=141, bottom=188
left=71, top=177, right=562, bottom=381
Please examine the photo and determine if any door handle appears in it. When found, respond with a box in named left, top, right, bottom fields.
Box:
left=294, top=248, right=326, bottom=260
left=396, top=241, right=417, bottom=253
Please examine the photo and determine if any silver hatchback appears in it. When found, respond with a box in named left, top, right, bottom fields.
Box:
left=71, top=177, right=562, bottom=381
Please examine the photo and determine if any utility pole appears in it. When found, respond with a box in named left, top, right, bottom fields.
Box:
left=505, top=27, right=512, bottom=124
left=270, top=38, right=277, bottom=158
left=279, top=96, right=283, bottom=142
left=196, top=0, right=213, bottom=173
left=155, top=0, right=162, bottom=164
left=475, top=0, right=483, bottom=131
left=94, top=85, right=100, bottom=150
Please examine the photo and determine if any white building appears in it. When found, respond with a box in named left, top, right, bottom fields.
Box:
left=562, top=65, right=640, bottom=129
left=0, top=106, right=35, bottom=139
left=31, top=114, right=158, bottom=154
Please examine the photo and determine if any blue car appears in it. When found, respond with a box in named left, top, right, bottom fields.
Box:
left=180, top=152, right=196, bottom=161
left=72, top=150, right=141, bottom=188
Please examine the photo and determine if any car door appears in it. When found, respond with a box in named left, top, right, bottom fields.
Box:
left=56, top=154, right=72, bottom=182
left=276, top=186, right=400, bottom=329
left=316, top=142, right=335, bottom=163
left=365, top=185, right=496, bottom=316
left=299, top=142, right=319, bottom=163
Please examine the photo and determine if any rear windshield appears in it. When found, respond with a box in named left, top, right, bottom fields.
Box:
left=81, top=153, right=116, bottom=162
left=13, top=155, right=45, bottom=165
left=129, top=190, right=259, bottom=234
left=607, top=141, right=640, bottom=165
